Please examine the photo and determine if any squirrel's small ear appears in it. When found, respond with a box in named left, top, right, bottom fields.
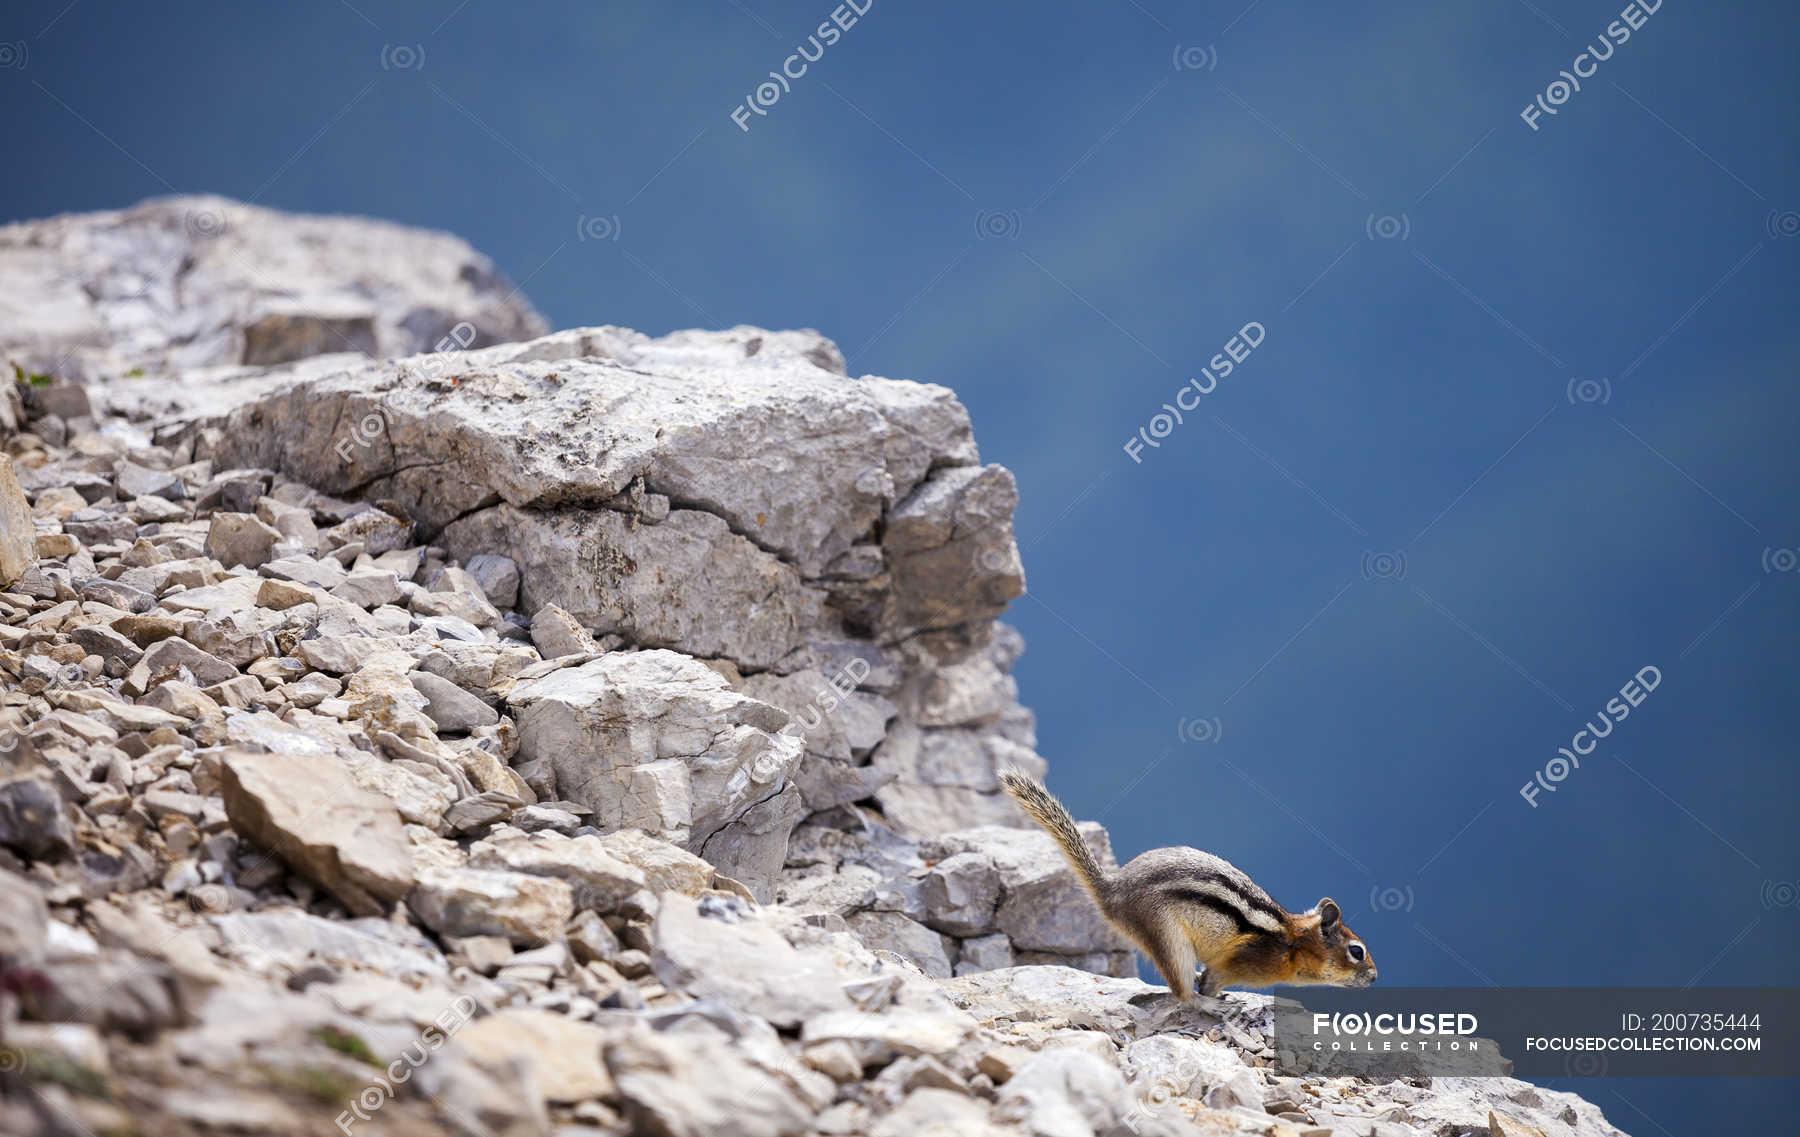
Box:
left=1317, top=898, right=1341, bottom=930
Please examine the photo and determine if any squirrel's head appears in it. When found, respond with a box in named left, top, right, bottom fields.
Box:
left=1296, top=898, right=1377, bottom=987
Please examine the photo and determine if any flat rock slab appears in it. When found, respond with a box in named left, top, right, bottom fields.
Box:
left=217, top=748, right=414, bottom=917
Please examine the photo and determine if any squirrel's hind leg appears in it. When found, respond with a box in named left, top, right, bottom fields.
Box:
left=1137, top=917, right=1199, bottom=1003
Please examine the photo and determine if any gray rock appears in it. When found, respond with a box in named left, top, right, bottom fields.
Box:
left=920, top=851, right=1002, bottom=937
left=194, top=469, right=270, bottom=515
left=260, top=554, right=349, bottom=590
left=115, top=459, right=187, bottom=500
left=526, top=602, right=600, bottom=658
left=0, top=456, right=38, bottom=588
left=800, top=1007, right=976, bottom=1066
left=881, top=463, right=1025, bottom=639
left=71, top=624, right=145, bottom=668
left=212, top=909, right=448, bottom=977
left=607, top=1025, right=811, bottom=1137
left=510, top=650, right=803, bottom=897
left=77, top=576, right=155, bottom=613
left=845, top=911, right=956, bottom=979
left=468, top=832, right=645, bottom=912
left=597, top=829, right=716, bottom=898
left=956, top=932, right=1016, bottom=975
left=133, top=636, right=239, bottom=688
left=198, top=325, right=975, bottom=571
left=994, top=1048, right=1128, bottom=1137
left=650, top=893, right=850, bottom=1028
left=322, top=508, right=410, bottom=556
left=331, top=567, right=403, bottom=608
left=60, top=509, right=138, bottom=546
left=451, top=504, right=825, bottom=669
left=2, top=195, right=545, bottom=389
left=204, top=511, right=281, bottom=568
left=407, top=866, right=573, bottom=947
left=454, top=1009, right=615, bottom=1104
left=218, top=748, right=414, bottom=916
left=409, top=671, right=500, bottom=732
left=925, top=824, right=1131, bottom=961
left=0, top=775, right=75, bottom=861
left=0, top=867, right=49, bottom=964
left=464, top=552, right=520, bottom=609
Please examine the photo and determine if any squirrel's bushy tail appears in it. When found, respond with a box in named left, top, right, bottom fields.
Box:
left=999, top=767, right=1110, bottom=904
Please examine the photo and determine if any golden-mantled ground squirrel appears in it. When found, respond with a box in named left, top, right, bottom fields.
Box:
left=1000, top=768, right=1377, bottom=1000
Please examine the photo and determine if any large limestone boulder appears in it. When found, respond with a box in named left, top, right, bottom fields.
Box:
left=180, top=325, right=1021, bottom=650
left=0, top=195, right=546, bottom=390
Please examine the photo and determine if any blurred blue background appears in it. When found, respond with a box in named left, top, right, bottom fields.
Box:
left=5, top=1, right=1796, bottom=1131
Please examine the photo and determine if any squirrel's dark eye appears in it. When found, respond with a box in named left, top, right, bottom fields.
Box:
left=1347, top=943, right=1366, bottom=963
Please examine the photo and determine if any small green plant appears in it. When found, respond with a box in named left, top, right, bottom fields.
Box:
left=10, top=362, right=52, bottom=388
left=19, top=1048, right=110, bottom=1099
left=269, top=1064, right=362, bottom=1104
left=311, top=1025, right=378, bottom=1066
